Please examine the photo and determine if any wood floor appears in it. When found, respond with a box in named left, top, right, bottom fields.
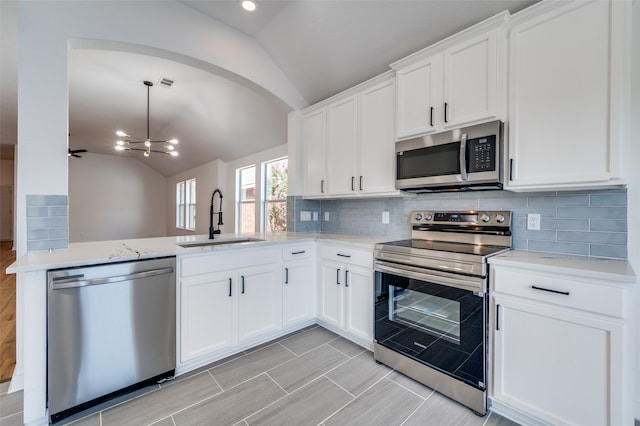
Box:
left=0, top=241, right=16, bottom=383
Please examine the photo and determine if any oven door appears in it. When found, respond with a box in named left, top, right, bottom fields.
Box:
left=374, top=264, right=487, bottom=391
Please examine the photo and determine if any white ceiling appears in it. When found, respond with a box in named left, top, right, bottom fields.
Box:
left=1, top=0, right=538, bottom=176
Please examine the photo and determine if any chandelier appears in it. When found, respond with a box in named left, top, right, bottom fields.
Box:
left=114, top=80, right=179, bottom=158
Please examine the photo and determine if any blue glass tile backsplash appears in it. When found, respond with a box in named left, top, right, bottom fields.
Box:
left=288, top=189, right=628, bottom=259
left=26, top=194, right=69, bottom=251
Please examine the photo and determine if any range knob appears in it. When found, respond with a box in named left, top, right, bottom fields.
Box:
left=495, top=214, right=506, bottom=223
left=414, top=213, right=423, bottom=221
left=424, top=213, right=433, bottom=221
left=481, top=214, right=491, bottom=223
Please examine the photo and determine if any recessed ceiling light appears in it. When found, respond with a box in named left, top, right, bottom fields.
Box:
left=241, top=0, right=256, bottom=12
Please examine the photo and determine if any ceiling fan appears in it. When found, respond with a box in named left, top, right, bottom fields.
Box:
left=68, top=148, right=88, bottom=158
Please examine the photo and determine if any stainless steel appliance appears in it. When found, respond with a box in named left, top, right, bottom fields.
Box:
left=396, top=120, right=504, bottom=192
left=374, top=211, right=512, bottom=415
left=47, top=257, right=176, bottom=423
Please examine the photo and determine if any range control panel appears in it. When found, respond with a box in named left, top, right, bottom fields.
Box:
left=411, top=210, right=511, bottom=227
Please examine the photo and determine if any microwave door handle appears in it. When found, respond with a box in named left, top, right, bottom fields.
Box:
left=460, top=133, right=468, bottom=181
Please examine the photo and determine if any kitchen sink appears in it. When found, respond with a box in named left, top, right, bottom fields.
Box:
left=178, top=237, right=264, bottom=248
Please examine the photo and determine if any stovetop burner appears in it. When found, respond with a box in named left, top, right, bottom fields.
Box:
left=381, top=239, right=509, bottom=257
left=374, top=211, right=512, bottom=278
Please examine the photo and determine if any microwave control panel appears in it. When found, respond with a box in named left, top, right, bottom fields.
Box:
left=467, top=135, right=496, bottom=172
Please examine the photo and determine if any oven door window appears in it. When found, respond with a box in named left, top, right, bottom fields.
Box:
left=375, top=271, right=486, bottom=390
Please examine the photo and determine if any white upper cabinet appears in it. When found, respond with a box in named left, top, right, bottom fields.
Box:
left=505, top=0, right=630, bottom=191
left=393, top=13, right=507, bottom=139
left=395, top=55, right=441, bottom=138
left=326, top=95, right=358, bottom=196
left=302, top=109, right=327, bottom=196
left=302, top=74, right=400, bottom=199
left=443, top=31, right=499, bottom=128
left=358, top=78, right=398, bottom=195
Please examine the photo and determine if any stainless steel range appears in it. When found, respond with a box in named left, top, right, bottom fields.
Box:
left=373, top=211, right=512, bottom=415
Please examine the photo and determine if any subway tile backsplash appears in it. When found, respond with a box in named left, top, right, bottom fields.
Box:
left=26, top=194, right=69, bottom=251
left=288, top=189, right=628, bottom=259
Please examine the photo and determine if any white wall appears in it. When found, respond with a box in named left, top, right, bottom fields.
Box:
left=16, top=0, right=304, bottom=258
left=631, top=0, right=640, bottom=419
left=223, top=144, right=288, bottom=234
left=68, top=153, right=167, bottom=242
left=166, top=159, right=224, bottom=237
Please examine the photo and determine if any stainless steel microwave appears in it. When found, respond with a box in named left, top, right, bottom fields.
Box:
left=395, top=120, right=504, bottom=193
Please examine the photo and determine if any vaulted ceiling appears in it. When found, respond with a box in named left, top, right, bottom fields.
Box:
left=1, top=0, right=537, bottom=176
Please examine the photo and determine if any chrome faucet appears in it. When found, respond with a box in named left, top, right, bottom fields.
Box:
left=209, top=189, right=223, bottom=239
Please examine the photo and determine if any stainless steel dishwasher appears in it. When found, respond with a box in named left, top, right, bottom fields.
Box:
left=47, top=257, right=176, bottom=423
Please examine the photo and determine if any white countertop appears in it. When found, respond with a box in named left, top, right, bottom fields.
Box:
left=489, top=250, right=635, bottom=283
left=6, top=232, right=390, bottom=273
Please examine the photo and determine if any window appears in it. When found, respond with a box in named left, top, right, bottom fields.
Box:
left=237, top=166, right=256, bottom=233
left=185, top=178, right=196, bottom=231
left=176, top=182, right=185, bottom=229
left=176, top=178, right=196, bottom=231
left=264, top=158, right=288, bottom=231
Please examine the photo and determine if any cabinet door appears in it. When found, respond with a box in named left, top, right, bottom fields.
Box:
left=396, top=55, right=440, bottom=139
left=507, top=1, right=622, bottom=189
left=326, top=96, right=358, bottom=195
left=492, top=295, right=624, bottom=425
left=318, top=261, right=343, bottom=328
left=443, top=30, right=499, bottom=128
left=180, top=272, right=236, bottom=362
left=282, top=259, right=315, bottom=327
left=344, top=265, right=373, bottom=342
left=238, top=264, right=281, bottom=342
left=359, top=78, right=396, bottom=194
left=303, top=109, right=327, bottom=196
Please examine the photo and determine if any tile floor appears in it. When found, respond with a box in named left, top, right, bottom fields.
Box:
left=2, top=326, right=522, bottom=426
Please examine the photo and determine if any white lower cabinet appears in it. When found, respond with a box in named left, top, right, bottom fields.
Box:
left=180, top=271, right=237, bottom=363
left=237, top=263, right=280, bottom=342
left=178, top=247, right=282, bottom=366
left=282, top=244, right=316, bottom=327
left=318, top=244, right=374, bottom=347
left=490, top=261, right=634, bottom=426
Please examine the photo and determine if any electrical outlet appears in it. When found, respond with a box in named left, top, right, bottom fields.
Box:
left=527, top=213, right=541, bottom=230
left=300, top=211, right=311, bottom=222
left=313, top=211, right=318, bottom=221
left=324, top=211, right=330, bottom=221
left=382, top=211, right=390, bottom=224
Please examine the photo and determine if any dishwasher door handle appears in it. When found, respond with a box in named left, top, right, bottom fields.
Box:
left=50, top=267, right=175, bottom=290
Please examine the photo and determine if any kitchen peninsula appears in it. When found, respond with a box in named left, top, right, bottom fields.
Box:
left=6, top=232, right=383, bottom=425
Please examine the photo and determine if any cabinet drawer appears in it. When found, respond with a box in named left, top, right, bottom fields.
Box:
left=181, top=248, right=281, bottom=278
left=282, top=244, right=314, bottom=261
left=491, top=267, right=624, bottom=318
left=320, top=244, right=373, bottom=268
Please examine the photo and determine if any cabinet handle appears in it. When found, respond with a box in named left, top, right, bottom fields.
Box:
left=291, top=250, right=306, bottom=255
left=444, top=102, right=449, bottom=123
left=531, top=285, right=570, bottom=296
left=359, top=176, right=363, bottom=191
left=509, top=159, right=514, bottom=181
left=321, top=180, right=325, bottom=194
left=285, top=267, right=289, bottom=284
left=337, top=253, right=351, bottom=258
left=345, top=270, right=350, bottom=287
left=351, top=176, right=355, bottom=191
left=241, top=275, right=245, bottom=294
left=429, top=106, right=434, bottom=127
left=336, top=269, right=341, bottom=285
left=496, top=304, right=500, bottom=331
left=228, top=278, right=232, bottom=297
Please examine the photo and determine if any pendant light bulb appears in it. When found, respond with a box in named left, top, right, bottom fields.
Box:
left=170, top=151, right=179, bottom=157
